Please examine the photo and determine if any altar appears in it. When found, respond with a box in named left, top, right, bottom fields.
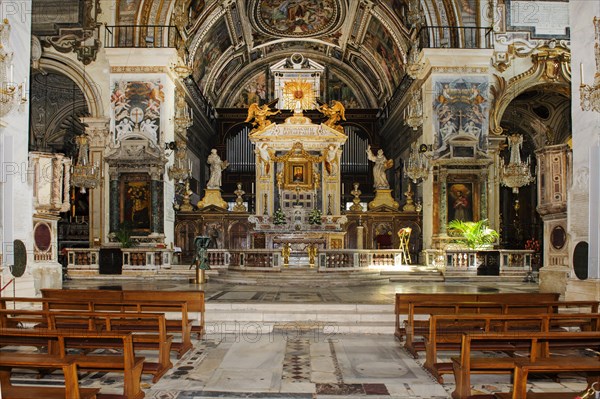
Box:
left=247, top=101, right=348, bottom=251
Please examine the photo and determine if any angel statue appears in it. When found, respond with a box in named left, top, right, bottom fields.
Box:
left=366, top=145, right=393, bottom=189
left=318, top=100, right=346, bottom=132
left=245, top=103, right=280, bottom=132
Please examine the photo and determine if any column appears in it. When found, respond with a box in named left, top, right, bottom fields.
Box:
left=82, top=117, right=110, bottom=246
left=150, top=176, right=164, bottom=235
left=109, top=170, right=120, bottom=235
left=439, top=169, right=448, bottom=235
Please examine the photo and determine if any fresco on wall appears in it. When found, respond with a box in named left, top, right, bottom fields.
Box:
left=327, top=71, right=361, bottom=108
left=117, top=0, right=137, bottom=25
left=192, top=18, right=232, bottom=92
left=111, top=79, right=164, bottom=143
left=214, top=57, right=243, bottom=95
left=189, top=0, right=206, bottom=23
left=233, top=71, right=268, bottom=108
left=363, top=17, right=404, bottom=87
left=381, top=0, right=408, bottom=27
left=352, top=56, right=380, bottom=94
left=255, top=0, right=342, bottom=37
left=432, top=76, right=489, bottom=152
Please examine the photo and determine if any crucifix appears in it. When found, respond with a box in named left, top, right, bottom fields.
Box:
left=130, top=108, right=144, bottom=125
left=456, top=110, right=465, bottom=131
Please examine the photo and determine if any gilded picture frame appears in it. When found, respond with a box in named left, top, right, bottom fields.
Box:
left=284, top=159, right=313, bottom=189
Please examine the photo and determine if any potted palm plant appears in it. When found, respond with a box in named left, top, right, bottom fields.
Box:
left=447, top=219, right=499, bottom=250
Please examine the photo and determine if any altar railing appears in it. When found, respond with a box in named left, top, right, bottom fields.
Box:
left=66, top=248, right=100, bottom=275
left=203, top=249, right=410, bottom=270
left=121, top=248, right=173, bottom=274
left=423, top=248, right=534, bottom=275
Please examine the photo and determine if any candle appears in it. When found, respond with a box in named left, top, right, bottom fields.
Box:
left=10, top=64, right=14, bottom=83
left=188, top=159, right=192, bottom=171
left=580, top=62, right=585, bottom=85
left=342, top=183, right=345, bottom=194
left=252, top=182, right=254, bottom=194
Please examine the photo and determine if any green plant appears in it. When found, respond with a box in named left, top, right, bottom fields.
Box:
left=308, top=208, right=322, bottom=225
left=447, top=219, right=499, bottom=250
left=273, top=208, right=287, bottom=225
left=114, top=222, right=136, bottom=248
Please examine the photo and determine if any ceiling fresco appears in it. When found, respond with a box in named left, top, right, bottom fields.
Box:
left=114, top=0, right=468, bottom=108
left=253, top=0, right=344, bottom=37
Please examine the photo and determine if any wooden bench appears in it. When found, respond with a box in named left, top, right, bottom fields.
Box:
left=424, top=312, right=600, bottom=382
left=0, top=308, right=173, bottom=383
left=2, top=295, right=194, bottom=358
left=395, top=293, right=560, bottom=342
left=495, top=358, right=600, bottom=399
left=402, top=298, right=595, bottom=358
left=0, top=327, right=146, bottom=399
left=450, top=331, right=600, bottom=399
left=0, top=353, right=100, bottom=399
left=42, top=288, right=205, bottom=354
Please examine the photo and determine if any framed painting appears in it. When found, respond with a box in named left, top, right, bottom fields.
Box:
left=447, top=182, right=474, bottom=222
left=285, top=159, right=313, bottom=189
left=120, top=174, right=151, bottom=232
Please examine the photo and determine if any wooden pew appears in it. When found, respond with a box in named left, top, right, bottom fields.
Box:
left=450, top=331, right=600, bottom=399
left=395, top=293, right=560, bottom=341
left=424, top=312, right=600, bottom=382
left=495, top=358, right=600, bottom=399
left=0, top=327, right=146, bottom=399
left=402, top=298, right=596, bottom=357
left=0, top=308, right=173, bottom=383
left=41, top=288, right=205, bottom=353
left=2, top=295, right=194, bottom=358
left=0, top=353, right=100, bottom=399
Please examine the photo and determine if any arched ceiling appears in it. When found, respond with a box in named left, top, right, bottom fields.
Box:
left=116, top=0, right=471, bottom=108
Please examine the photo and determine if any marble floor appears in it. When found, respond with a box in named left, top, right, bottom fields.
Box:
left=7, top=279, right=592, bottom=398
left=8, top=332, right=592, bottom=399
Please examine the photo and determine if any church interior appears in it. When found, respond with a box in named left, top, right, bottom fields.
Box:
left=1, top=0, right=599, bottom=398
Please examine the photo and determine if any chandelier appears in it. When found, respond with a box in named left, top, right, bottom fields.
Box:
left=404, top=143, right=430, bottom=183
left=168, top=140, right=191, bottom=183
left=580, top=17, right=600, bottom=113
left=0, top=19, right=27, bottom=118
left=72, top=134, right=100, bottom=193
left=500, top=134, right=535, bottom=193
left=404, top=88, right=423, bottom=130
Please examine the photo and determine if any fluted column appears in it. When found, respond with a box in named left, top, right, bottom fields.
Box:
left=81, top=117, right=110, bottom=246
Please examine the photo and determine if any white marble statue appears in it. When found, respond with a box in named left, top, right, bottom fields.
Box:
left=324, top=144, right=339, bottom=176
left=255, top=143, right=273, bottom=177
left=366, top=145, right=392, bottom=189
left=206, top=148, right=229, bottom=189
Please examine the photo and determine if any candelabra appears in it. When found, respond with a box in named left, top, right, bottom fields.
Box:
left=72, top=134, right=100, bottom=194
left=580, top=17, right=600, bottom=113
left=500, top=134, right=535, bottom=193
left=0, top=19, right=28, bottom=119
left=168, top=140, right=192, bottom=183
left=404, top=143, right=430, bottom=183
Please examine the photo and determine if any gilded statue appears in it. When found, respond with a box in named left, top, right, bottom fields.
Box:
left=281, top=243, right=291, bottom=267
left=317, top=100, right=346, bottom=131
left=245, top=103, right=280, bottom=132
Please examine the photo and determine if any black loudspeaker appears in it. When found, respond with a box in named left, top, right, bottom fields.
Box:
left=10, top=240, right=27, bottom=277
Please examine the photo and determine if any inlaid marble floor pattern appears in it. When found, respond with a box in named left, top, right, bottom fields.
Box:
left=8, top=332, right=591, bottom=399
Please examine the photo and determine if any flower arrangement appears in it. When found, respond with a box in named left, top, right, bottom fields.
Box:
left=308, top=208, right=322, bottom=225
left=525, top=238, right=541, bottom=252
left=273, top=207, right=287, bottom=225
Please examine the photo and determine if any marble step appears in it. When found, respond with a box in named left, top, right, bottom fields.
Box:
left=203, top=303, right=395, bottom=334
left=209, top=269, right=390, bottom=286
